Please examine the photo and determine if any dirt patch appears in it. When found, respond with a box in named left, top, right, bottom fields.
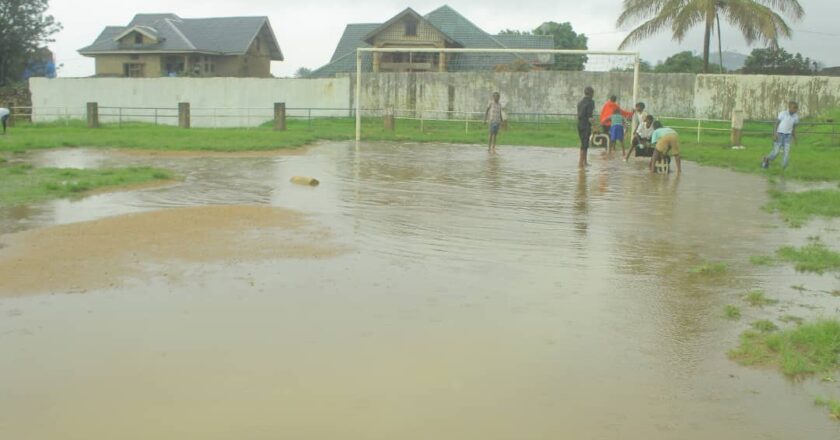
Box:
left=0, top=205, right=341, bottom=296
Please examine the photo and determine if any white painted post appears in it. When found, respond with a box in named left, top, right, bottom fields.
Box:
left=632, top=53, right=640, bottom=135
left=697, top=119, right=701, bottom=143
left=355, top=50, right=362, bottom=143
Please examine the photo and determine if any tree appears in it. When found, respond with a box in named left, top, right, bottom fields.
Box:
left=295, top=67, right=312, bottom=78
left=616, top=0, right=804, bottom=73
left=499, top=22, right=588, bottom=71
left=741, top=47, right=813, bottom=75
left=0, top=0, right=62, bottom=85
left=653, top=51, right=723, bottom=73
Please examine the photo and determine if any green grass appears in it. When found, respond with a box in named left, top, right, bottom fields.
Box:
left=780, top=315, right=805, bottom=325
left=0, top=164, right=174, bottom=206
left=688, top=261, right=728, bottom=275
left=776, top=242, right=840, bottom=274
left=764, top=189, right=840, bottom=227
left=660, top=113, right=840, bottom=182
left=0, top=116, right=838, bottom=183
left=750, top=255, right=777, bottom=266
left=814, top=396, right=840, bottom=420
left=724, top=305, right=742, bottom=320
left=751, top=319, right=780, bottom=333
left=744, top=289, right=778, bottom=307
left=0, top=118, right=584, bottom=153
left=729, top=319, right=840, bottom=377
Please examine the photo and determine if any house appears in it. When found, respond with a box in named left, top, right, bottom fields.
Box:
left=79, top=13, right=283, bottom=78
left=311, top=5, right=554, bottom=77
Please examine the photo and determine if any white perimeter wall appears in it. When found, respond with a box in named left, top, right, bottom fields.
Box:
left=29, top=77, right=351, bottom=127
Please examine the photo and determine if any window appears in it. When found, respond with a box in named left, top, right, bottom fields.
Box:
left=202, top=56, right=215, bottom=75
left=405, top=19, right=417, bottom=37
left=134, top=33, right=143, bottom=45
left=123, top=63, right=144, bottom=77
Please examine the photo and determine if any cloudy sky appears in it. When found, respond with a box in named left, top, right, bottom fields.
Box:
left=48, top=0, right=838, bottom=77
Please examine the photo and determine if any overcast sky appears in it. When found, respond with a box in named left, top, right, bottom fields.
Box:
left=49, top=0, right=839, bottom=77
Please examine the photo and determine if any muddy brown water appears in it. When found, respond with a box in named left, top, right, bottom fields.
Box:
left=1, top=143, right=838, bottom=439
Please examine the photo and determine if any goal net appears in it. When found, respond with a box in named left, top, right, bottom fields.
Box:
left=354, top=48, right=640, bottom=143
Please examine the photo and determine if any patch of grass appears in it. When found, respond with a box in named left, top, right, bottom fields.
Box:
left=750, top=255, right=777, bottom=266
left=751, top=319, right=779, bottom=333
left=0, top=117, right=586, bottom=153
left=814, top=396, right=840, bottom=420
left=724, top=305, right=742, bottom=320
left=764, top=189, right=840, bottom=227
left=780, top=315, right=805, bottom=325
left=0, top=164, right=174, bottom=206
left=744, top=289, right=779, bottom=307
left=776, top=242, right=840, bottom=274
left=729, top=319, right=840, bottom=377
left=688, top=261, right=728, bottom=275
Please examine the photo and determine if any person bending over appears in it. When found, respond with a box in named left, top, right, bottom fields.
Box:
left=650, top=121, right=682, bottom=174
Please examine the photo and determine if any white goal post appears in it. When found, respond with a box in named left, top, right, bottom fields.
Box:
left=354, top=47, right=641, bottom=141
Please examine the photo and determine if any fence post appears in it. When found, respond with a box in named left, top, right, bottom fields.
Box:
left=274, top=102, right=286, bottom=131
left=731, top=109, right=745, bottom=147
left=696, top=119, right=701, bottom=143
left=86, top=102, right=99, bottom=128
left=154, top=108, right=158, bottom=126
left=178, top=102, right=191, bottom=129
left=383, top=108, right=395, bottom=132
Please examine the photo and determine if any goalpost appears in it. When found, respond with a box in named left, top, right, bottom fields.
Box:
left=354, top=48, right=641, bottom=142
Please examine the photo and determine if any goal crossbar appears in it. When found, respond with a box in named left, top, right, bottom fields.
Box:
left=354, top=48, right=641, bottom=141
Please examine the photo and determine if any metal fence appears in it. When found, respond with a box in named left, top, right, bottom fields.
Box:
left=7, top=104, right=840, bottom=146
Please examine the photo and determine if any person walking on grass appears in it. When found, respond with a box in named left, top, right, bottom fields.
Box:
left=650, top=121, right=682, bottom=174
left=761, top=101, right=800, bottom=170
left=0, top=107, right=9, bottom=135
left=485, top=92, right=504, bottom=153
left=577, top=86, right=596, bottom=168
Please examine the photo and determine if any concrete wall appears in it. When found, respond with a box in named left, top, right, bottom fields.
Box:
left=30, top=73, right=840, bottom=127
left=694, top=74, right=840, bottom=119
left=356, top=71, right=697, bottom=120
left=30, top=77, right=351, bottom=127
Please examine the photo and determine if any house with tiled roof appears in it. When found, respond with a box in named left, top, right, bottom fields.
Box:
left=79, top=14, right=283, bottom=78
left=311, top=5, right=553, bottom=77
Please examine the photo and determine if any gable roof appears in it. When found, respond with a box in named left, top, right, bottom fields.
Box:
left=79, top=13, right=283, bottom=60
left=311, top=4, right=554, bottom=77
left=361, top=7, right=461, bottom=47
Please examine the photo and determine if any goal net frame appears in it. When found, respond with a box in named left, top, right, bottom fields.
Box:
left=354, top=47, right=641, bottom=141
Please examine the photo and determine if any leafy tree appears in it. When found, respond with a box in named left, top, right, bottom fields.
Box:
left=0, top=0, right=62, bottom=85
left=295, top=67, right=312, bottom=78
left=653, top=51, right=723, bottom=73
left=499, top=22, right=588, bottom=71
left=741, top=47, right=813, bottom=75
left=616, top=0, right=804, bottom=73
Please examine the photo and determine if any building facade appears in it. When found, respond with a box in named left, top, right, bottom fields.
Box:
left=79, top=14, right=283, bottom=78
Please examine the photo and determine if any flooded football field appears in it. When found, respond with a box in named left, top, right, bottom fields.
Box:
left=1, top=142, right=838, bottom=439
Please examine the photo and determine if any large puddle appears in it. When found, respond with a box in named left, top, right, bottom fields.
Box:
left=1, top=143, right=838, bottom=439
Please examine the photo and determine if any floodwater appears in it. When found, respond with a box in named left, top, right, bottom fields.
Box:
left=1, top=143, right=838, bottom=439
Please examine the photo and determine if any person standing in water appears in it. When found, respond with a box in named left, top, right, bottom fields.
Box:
left=485, top=92, right=504, bottom=154
left=577, top=86, right=595, bottom=168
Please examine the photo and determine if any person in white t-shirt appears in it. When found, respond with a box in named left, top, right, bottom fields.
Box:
left=626, top=114, right=656, bottom=160
left=0, top=107, right=9, bottom=135
left=762, top=101, right=800, bottom=169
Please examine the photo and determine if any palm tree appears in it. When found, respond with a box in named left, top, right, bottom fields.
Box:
left=616, top=0, right=804, bottom=73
